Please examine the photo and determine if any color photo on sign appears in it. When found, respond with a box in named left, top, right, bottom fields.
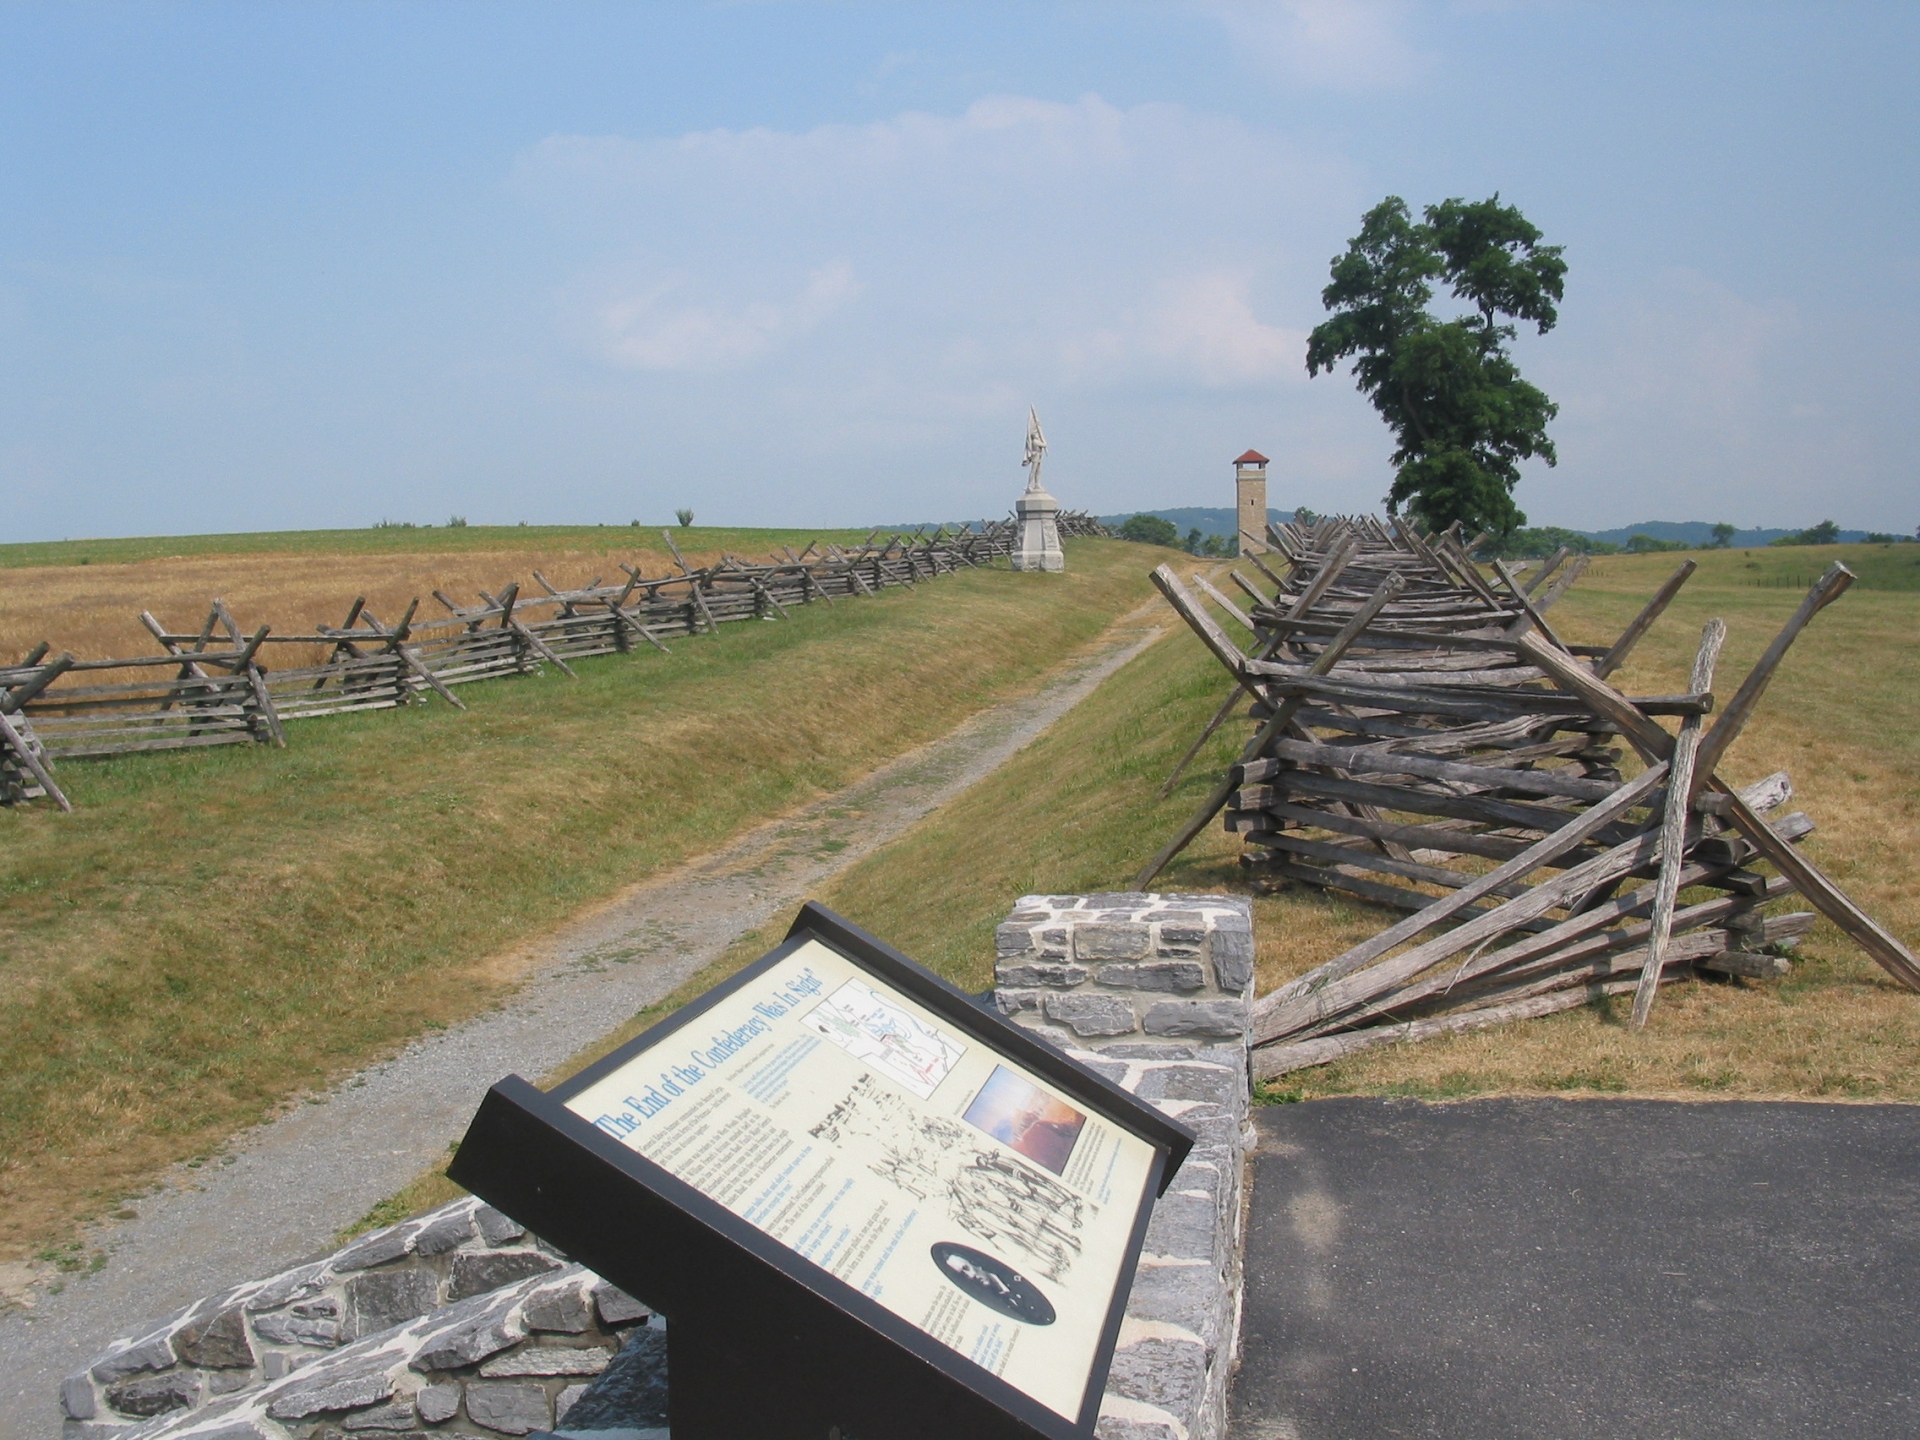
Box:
left=962, top=1066, right=1087, bottom=1177
left=563, top=939, right=1156, bottom=1421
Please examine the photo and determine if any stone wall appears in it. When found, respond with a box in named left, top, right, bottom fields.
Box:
left=61, top=1197, right=663, bottom=1439
left=65, top=891, right=1256, bottom=1440
left=995, top=892, right=1255, bottom=1440
left=993, top=893, right=1254, bottom=1048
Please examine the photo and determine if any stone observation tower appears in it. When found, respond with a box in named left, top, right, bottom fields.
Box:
left=1011, top=407, right=1065, bottom=572
left=1235, top=449, right=1269, bottom=552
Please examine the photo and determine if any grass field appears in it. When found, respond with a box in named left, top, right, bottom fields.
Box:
left=0, top=533, right=1172, bottom=1264
left=0, top=523, right=881, bottom=571
left=542, top=541, right=1920, bottom=1097
left=0, top=525, right=876, bottom=664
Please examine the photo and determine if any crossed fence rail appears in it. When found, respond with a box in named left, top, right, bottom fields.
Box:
left=2, top=517, right=1110, bottom=809
left=1139, top=511, right=1916, bottom=1062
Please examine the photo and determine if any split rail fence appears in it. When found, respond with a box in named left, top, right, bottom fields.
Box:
left=2, top=517, right=1107, bottom=809
left=1139, top=513, right=1917, bottom=1068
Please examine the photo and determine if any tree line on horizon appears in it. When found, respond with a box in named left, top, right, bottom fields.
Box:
left=1111, top=509, right=1916, bottom=559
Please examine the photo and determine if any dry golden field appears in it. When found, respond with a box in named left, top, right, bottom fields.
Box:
left=0, top=526, right=865, bottom=666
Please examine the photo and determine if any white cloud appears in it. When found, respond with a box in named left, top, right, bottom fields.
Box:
left=516, top=96, right=1353, bottom=401
left=598, top=262, right=856, bottom=372
left=1206, top=0, right=1431, bottom=91
left=492, top=93, right=1376, bottom=519
left=1065, top=271, right=1308, bottom=386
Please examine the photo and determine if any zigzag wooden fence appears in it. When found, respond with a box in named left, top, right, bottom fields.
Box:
left=1141, top=513, right=1916, bottom=1067
left=3, top=520, right=1062, bottom=809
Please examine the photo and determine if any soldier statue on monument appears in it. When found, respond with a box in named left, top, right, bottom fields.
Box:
left=1010, top=407, right=1064, bottom=573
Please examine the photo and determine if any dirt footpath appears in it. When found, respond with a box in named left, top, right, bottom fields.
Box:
left=0, top=607, right=1164, bottom=1440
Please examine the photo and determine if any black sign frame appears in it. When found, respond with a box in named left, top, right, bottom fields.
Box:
left=449, top=901, right=1196, bottom=1440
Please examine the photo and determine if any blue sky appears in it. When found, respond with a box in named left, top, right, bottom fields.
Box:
left=3, top=1, right=1915, bottom=540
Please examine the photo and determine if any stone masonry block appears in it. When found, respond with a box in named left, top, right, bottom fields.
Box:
left=994, top=988, right=1043, bottom=1015
left=90, top=1332, right=178, bottom=1385
left=331, top=1226, right=412, bottom=1273
left=479, top=1346, right=610, bottom=1378
left=522, top=1287, right=593, bottom=1334
left=347, top=1268, right=441, bottom=1341
left=1105, top=1336, right=1210, bottom=1411
left=464, top=1380, right=552, bottom=1435
left=448, top=1252, right=561, bottom=1301
left=415, top=1384, right=461, bottom=1424
left=995, top=923, right=1037, bottom=958
left=106, top=1371, right=200, bottom=1419
left=1074, top=924, right=1154, bottom=961
left=411, top=1206, right=476, bottom=1256
left=998, top=962, right=1089, bottom=989
left=173, top=1305, right=254, bottom=1370
left=1129, top=1062, right=1241, bottom=1108
left=590, top=1282, right=650, bottom=1327
left=340, top=1399, right=421, bottom=1431
left=474, top=1206, right=525, bottom=1247
left=1094, top=961, right=1205, bottom=992
left=1142, top=1000, right=1246, bottom=1039
left=1209, top=928, right=1254, bottom=993
left=1143, top=1191, right=1226, bottom=1265
left=1041, top=993, right=1139, bottom=1038
left=264, top=1369, right=394, bottom=1420
left=61, top=1374, right=96, bottom=1421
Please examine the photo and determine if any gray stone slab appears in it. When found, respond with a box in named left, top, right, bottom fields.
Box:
left=464, top=1380, right=552, bottom=1435
left=347, top=1269, right=441, bottom=1341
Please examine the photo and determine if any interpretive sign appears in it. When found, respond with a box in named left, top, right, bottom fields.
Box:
left=449, top=902, right=1195, bottom=1440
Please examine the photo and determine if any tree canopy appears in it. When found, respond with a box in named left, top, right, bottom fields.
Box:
left=1770, top=519, right=1841, bottom=547
left=1118, top=513, right=1180, bottom=548
left=1307, top=195, right=1566, bottom=538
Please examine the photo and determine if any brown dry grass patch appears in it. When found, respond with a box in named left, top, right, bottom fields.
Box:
left=1, top=536, right=822, bottom=665
left=0, top=535, right=1167, bottom=1262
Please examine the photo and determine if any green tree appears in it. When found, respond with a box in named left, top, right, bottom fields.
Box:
left=1184, top=527, right=1206, bottom=555
left=1625, top=533, right=1688, bottom=554
left=1119, top=513, right=1180, bottom=548
left=1307, top=195, right=1565, bottom=538
left=1770, top=519, right=1841, bottom=547
left=1710, top=522, right=1737, bottom=548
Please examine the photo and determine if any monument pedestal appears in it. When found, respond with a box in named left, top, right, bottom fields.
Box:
left=1012, top=487, right=1064, bottom=572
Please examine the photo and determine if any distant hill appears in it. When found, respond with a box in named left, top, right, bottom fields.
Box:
left=1101, top=512, right=1893, bottom=548
left=884, top=510, right=1899, bottom=547
left=1097, top=508, right=1288, bottom=539
left=1579, top=521, right=1859, bottom=548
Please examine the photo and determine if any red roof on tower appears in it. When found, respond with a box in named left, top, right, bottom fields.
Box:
left=1235, top=449, right=1268, bottom=465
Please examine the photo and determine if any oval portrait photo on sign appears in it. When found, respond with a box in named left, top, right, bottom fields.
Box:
left=931, top=1242, right=1057, bottom=1326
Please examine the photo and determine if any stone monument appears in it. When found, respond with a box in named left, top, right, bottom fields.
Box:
left=1234, top=449, right=1269, bottom=553
left=1011, top=407, right=1065, bottom=573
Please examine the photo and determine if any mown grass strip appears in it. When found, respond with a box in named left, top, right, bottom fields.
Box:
left=0, top=538, right=1167, bottom=1261
left=544, top=548, right=1920, bottom=1106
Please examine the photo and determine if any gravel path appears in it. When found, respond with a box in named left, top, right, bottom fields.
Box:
left=0, top=608, right=1165, bottom=1436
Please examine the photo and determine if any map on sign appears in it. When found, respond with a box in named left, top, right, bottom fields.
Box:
left=563, top=940, right=1158, bottom=1422
left=801, top=978, right=965, bottom=1098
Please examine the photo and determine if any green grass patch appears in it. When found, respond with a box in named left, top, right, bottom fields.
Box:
left=0, top=536, right=1173, bottom=1260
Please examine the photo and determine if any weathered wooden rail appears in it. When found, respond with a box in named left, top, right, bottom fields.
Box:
left=1142, top=512, right=1916, bottom=1062
left=2, top=521, right=1046, bottom=806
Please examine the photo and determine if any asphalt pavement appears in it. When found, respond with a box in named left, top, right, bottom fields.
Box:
left=1232, top=1096, right=1920, bottom=1440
